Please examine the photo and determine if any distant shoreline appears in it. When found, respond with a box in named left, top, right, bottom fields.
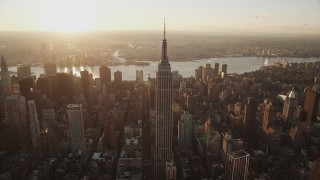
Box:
left=5, top=56, right=320, bottom=67
left=6, top=56, right=320, bottom=81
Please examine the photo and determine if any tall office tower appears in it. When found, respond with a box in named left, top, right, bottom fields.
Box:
left=136, top=70, right=143, bottom=82
left=263, top=99, right=274, bottom=134
left=86, top=86, right=97, bottom=105
left=214, top=63, right=219, bottom=75
left=104, top=116, right=117, bottom=149
left=73, top=76, right=83, bottom=96
left=17, top=64, right=31, bottom=80
left=178, top=111, right=192, bottom=150
left=198, top=66, right=203, bottom=80
left=11, top=75, right=20, bottom=94
left=99, top=65, right=111, bottom=85
left=243, top=97, right=256, bottom=142
left=222, top=133, right=244, bottom=155
left=195, top=69, right=200, bottom=80
left=304, top=89, right=320, bottom=122
left=204, top=118, right=213, bottom=151
left=207, top=84, right=215, bottom=102
left=1, top=55, right=13, bottom=96
left=222, top=64, right=228, bottom=76
left=37, top=76, right=53, bottom=99
left=18, top=95, right=28, bottom=130
left=39, top=127, right=57, bottom=159
left=225, top=150, right=250, bottom=180
left=205, top=63, right=214, bottom=79
left=206, top=64, right=214, bottom=78
left=95, top=78, right=102, bottom=92
left=5, top=95, right=27, bottom=141
left=44, top=63, right=57, bottom=75
left=283, top=89, right=298, bottom=123
left=53, top=73, right=73, bottom=102
left=114, top=70, right=122, bottom=85
left=155, top=20, right=173, bottom=180
left=187, top=95, right=197, bottom=113
left=67, top=104, right=86, bottom=156
left=19, top=77, right=34, bottom=100
left=201, top=64, right=208, bottom=82
left=80, top=70, right=90, bottom=90
left=221, top=133, right=245, bottom=164
left=28, top=100, right=41, bottom=149
left=42, top=108, right=57, bottom=129
left=148, top=83, right=156, bottom=109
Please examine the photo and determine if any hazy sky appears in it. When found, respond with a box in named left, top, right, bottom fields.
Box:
left=0, top=0, right=320, bottom=34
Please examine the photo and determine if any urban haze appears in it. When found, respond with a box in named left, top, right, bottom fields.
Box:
left=0, top=1, right=320, bottom=180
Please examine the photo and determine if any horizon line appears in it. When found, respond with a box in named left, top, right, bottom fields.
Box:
left=0, top=30, right=320, bottom=37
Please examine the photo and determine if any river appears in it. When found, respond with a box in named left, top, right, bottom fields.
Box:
left=8, top=57, right=320, bottom=81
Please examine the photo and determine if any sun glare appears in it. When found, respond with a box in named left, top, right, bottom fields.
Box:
left=43, top=0, right=96, bottom=32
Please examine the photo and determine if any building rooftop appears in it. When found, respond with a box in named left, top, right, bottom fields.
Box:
left=92, top=152, right=102, bottom=160
left=124, top=137, right=141, bottom=147
left=5, top=95, right=18, bottom=100
left=288, top=89, right=296, bottom=99
left=228, top=150, right=250, bottom=159
left=67, top=104, right=82, bottom=108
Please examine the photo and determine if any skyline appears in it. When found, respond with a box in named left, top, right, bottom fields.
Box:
left=0, top=0, right=320, bottom=35
left=0, top=1, right=320, bottom=179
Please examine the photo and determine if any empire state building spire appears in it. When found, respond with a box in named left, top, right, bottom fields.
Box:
left=164, top=17, right=166, bottom=40
left=155, top=19, right=174, bottom=180
left=160, top=17, right=168, bottom=63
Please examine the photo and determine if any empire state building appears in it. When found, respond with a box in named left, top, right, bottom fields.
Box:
left=154, top=20, right=174, bottom=180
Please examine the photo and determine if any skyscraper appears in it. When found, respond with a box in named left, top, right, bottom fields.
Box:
left=214, top=63, right=219, bottom=75
left=44, top=63, right=57, bottom=75
left=243, top=97, right=256, bottom=124
left=155, top=20, right=173, bottom=180
left=17, top=64, right=31, bottom=80
left=222, top=64, right=228, bottom=77
left=39, top=127, right=57, bottom=159
left=99, top=65, right=111, bottom=85
left=80, top=70, right=90, bottom=90
left=28, top=100, right=41, bottom=149
left=243, top=97, right=256, bottom=142
left=263, top=99, right=274, bottom=134
left=225, top=150, right=250, bottom=180
left=11, top=75, right=20, bottom=94
left=42, top=108, right=57, bottom=129
left=202, top=64, right=209, bottom=82
left=1, top=55, right=13, bottom=96
left=104, top=115, right=117, bottom=149
left=136, top=70, right=143, bottom=82
left=304, top=89, right=320, bottom=122
left=53, top=73, right=73, bottom=102
left=178, top=111, right=192, bottom=150
left=283, top=89, right=298, bottom=123
left=5, top=95, right=27, bottom=141
left=19, top=77, right=34, bottom=100
left=37, top=76, right=53, bottom=99
left=114, top=70, right=122, bottom=85
left=67, top=104, right=86, bottom=156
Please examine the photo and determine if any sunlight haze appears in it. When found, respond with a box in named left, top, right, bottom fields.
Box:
left=0, top=0, right=320, bottom=35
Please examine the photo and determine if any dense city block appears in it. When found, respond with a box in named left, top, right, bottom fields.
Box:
left=1, top=32, right=320, bottom=180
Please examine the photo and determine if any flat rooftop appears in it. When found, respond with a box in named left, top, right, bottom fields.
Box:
left=228, top=150, right=250, bottom=159
left=67, top=104, right=82, bottom=108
